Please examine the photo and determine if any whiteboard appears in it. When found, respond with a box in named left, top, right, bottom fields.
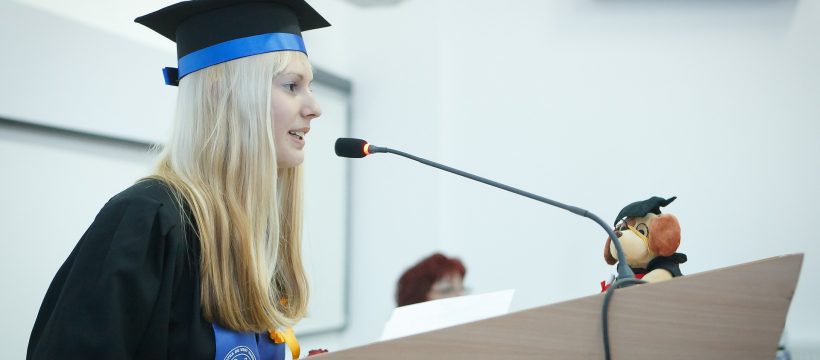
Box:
left=297, top=80, right=351, bottom=334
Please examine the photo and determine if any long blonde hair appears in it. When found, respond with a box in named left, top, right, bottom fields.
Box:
left=150, top=51, right=309, bottom=331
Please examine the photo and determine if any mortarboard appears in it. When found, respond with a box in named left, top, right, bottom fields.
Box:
left=613, top=196, right=677, bottom=226
left=135, top=0, right=330, bottom=86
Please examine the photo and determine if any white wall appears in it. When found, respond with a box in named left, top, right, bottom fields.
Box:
left=434, top=0, right=820, bottom=354
left=3, top=0, right=819, bottom=358
left=305, top=0, right=820, bottom=355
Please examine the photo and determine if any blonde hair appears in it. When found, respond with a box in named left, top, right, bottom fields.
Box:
left=150, top=51, right=309, bottom=332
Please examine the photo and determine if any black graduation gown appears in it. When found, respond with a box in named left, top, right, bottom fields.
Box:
left=27, top=179, right=215, bottom=359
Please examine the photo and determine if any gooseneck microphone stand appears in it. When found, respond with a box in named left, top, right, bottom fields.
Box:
left=365, top=143, right=636, bottom=281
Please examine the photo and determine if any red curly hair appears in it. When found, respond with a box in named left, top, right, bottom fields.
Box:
left=396, top=253, right=466, bottom=307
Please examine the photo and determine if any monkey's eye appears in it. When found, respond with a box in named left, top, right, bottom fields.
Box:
left=636, top=223, right=649, bottom=236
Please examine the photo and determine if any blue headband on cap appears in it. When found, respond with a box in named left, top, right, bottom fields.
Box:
left=162, top=32, right=306, bottom=86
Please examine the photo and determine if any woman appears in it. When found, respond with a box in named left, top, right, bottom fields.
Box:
left=396, top=253, right=467, bottom=307
left=27, top=1, right=328, bottom=359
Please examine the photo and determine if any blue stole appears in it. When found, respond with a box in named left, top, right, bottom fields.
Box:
left=213, top=323, right=286, bottom=360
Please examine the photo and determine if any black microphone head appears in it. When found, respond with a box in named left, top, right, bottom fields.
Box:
left=335, top=138, right=369, bottom=158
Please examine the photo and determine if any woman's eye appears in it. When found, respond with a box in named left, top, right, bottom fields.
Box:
left=284, top=83, right=297, bottom=92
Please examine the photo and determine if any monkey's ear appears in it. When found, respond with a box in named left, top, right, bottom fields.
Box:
left=649, top=214, right=681, bottom=256
left=604, top=237, right=618, bottom=265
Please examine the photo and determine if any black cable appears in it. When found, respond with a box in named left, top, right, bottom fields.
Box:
left=602, top=277, right=646, bottom=360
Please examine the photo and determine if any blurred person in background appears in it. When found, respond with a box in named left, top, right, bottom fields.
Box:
left=396, top=252, right=467, bottom=307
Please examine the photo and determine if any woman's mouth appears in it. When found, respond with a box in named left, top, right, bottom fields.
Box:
left=288, top=130, right=305, bottom=140
left=287, top=128, right=309, bottom=147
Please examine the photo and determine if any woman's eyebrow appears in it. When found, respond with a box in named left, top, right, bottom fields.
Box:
left=281, top=72, right=315, bottom=83
left=281, top=72, right=304, bottom=79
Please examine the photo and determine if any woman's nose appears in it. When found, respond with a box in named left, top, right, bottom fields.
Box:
left=303, top=94, right=322, bottom=120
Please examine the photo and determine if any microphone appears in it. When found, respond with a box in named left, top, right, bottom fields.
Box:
left=334, top=137, right=636, bottom=280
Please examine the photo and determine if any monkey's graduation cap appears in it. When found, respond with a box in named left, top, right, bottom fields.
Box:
left=135, top=0, right=330, bottom=86
left=613, top=196, right=677, bottom=226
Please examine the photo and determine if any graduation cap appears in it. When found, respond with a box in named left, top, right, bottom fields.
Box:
left=135, top=0, right=330, bottom=86
left=613, top=196, right=677, bottom=227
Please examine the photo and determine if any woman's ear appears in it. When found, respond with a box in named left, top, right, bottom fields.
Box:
left=604, top=237, right=617, bottom=265
left=649, top=214, right=681, bottom=256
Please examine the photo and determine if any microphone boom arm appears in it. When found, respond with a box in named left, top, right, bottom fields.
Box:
left=368, top=145, right=636, bottom=280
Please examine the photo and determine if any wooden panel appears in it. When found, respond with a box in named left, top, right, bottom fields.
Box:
left=318, top=254, right=802, bottom=359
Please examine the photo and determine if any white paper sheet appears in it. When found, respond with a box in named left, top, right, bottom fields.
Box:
left=380, top=289, right=515, bottom=341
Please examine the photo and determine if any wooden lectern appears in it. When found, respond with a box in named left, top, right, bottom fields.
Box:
left=319, top=254, right=803, bottom=359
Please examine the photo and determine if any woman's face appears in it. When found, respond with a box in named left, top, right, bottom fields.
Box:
left=426, top=273, right=465, bottom=301
left=271, top=55, right=322, bottom=168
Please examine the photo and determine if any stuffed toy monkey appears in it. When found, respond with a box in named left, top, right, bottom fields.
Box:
left=601, top=196, right=687, bottom=292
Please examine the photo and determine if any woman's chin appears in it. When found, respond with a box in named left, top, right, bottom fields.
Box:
left=277, top=156, right=304, bottom=169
